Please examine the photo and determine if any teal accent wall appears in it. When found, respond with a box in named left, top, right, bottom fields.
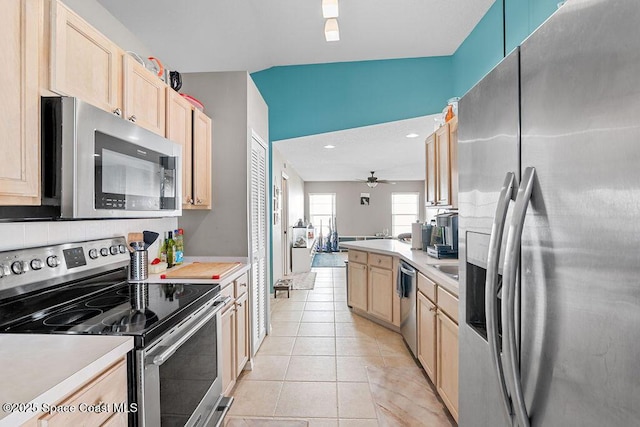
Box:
left=251, top=57, right=453, bottom=142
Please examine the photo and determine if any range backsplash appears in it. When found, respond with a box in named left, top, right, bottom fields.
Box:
left=0, top=218, right=178, bottom=257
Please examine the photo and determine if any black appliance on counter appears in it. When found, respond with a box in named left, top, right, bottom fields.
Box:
left=426, top=212, right=459, bottom=259
left=0, top=237, right=233, bottom=427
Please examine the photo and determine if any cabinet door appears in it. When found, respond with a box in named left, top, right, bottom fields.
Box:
left=235, top=292, right=249, bottom=373
left=417, top=291, right=437, bottom=382
left=166, top=88, right=193, bottom=206
left=449, top=117, right=458, bottom=208
left=221, top=306, right=236, bottom=396
left=123, top=55, right=166, bottom=136
left=437, top=311, right=459, bottom=422
left=425, top=133, right=437, bottom=207
left=0, top=0, right=40, bottom=205
left=347, top=262, right=368, bottom=311
left=368, top=266, right=393, bottom=323
left=50, top=0, right=122, bottom=114
left=436, top=123, right=451, bottom=206
left=191, top=110, right=212, bottom=209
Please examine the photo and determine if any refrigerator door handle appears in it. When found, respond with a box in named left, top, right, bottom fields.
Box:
left=502, top=167, right=536, bottom=427
left=485, top=171, right=516, bottom=419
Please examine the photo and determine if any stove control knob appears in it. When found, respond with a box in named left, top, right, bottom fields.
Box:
left=11, top=261, right=26, bottom=275
left=100, top=247, right=109, bottom=257
left=46, top=256, right=60, bottom=268
left=30, top=259, right=44, bottom=270
left=110, top=245, right=118, bottom=255
left=0, top=264, right=9, bottom=278
left=88, top=249, right=99, bottom=260
left=118, top=244, right=127, bottom=254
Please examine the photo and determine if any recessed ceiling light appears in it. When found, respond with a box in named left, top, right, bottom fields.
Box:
left=406, top=133, right=419, bottom=138
left=324, top=144, right=336, bottom=149
left=324, top=18, right=340, bottom=42
left=322, top=0, right=339, bottom=18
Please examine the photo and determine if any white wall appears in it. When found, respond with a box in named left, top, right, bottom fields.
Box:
left=304, top=181, right=425, bottom=237
left=0, top=218, right=177, bottom=257
left=271, top=147, right=305, bottom=282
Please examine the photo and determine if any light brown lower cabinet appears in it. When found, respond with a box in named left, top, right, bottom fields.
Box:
left=221, top=303, right=236, bottom=396
left=417, top=290, right=437, bottom=382
left=416, top=272, right=459, bottom=423
left=347, top=261, right=368, bottom=311
left=22, top=357, right=127, bottom=427
left=221, top=272, right=251, bottom=396
left=368, top=265, right=394, bottom=323
left=437, top=310, right=459, bottom=422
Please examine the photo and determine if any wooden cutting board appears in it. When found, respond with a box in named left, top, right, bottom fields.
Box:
left=160, top=262, right=242, bottom=280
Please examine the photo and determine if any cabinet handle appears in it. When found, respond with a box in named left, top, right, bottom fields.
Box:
left=196, top=198, right=202, bottom=204
left=128, top=115, right=137, bottom=123
left=237, top=302, right=243, bottom=307
left=112, top=108, right=122, bottom=116
left=186, top=197, right=194, bottom=204
left=429, top=306, right=437, bottom=312
left=377, top=259, right=382, bottom=264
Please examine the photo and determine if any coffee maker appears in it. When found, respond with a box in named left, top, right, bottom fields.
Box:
left=426, top=212, right=458, bottom=259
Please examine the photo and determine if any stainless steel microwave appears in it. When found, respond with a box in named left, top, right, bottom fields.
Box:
left=35, top=97, right=182, bottom=219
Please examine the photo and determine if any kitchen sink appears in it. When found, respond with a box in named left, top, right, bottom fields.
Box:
left=433, top=264, right=459, bottom=280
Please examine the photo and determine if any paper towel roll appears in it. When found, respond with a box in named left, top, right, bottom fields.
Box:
left=411, top=222, right=423, bottom=250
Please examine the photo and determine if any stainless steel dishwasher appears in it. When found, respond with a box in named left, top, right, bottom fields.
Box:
left=398, top=261, right=417, bottom=357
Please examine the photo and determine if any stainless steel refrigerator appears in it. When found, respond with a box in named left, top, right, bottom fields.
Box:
left=458, top=0, right=640, bottom=426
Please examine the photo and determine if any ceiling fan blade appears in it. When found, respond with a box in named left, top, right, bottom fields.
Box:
left=377, top=180, right=396, bottom=184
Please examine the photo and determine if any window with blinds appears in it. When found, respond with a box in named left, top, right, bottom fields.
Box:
left=309, top=193, right=336, bottom=237
left=391, top=192, right=419, bottom=237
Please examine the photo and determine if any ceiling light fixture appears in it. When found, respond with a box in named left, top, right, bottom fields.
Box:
left=324, top=144, right=336, bottom=149
left=322, top=0, right=339, bottom=18
left=405, top=133, right=419, bottom=138
left=324, top=18, right=340, bottom=42
left=367, top=181, right=378, bottom=188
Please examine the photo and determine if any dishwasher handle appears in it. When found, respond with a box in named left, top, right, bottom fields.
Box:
left=399, top=263, right=416, bottom=277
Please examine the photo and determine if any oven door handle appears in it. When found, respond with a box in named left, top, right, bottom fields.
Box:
left=150, top=296, right=232, bottom=366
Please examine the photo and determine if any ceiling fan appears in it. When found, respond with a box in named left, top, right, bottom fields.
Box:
left=357, top=171, right=395, bottom=188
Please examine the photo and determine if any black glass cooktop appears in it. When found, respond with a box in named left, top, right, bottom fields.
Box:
left=0, top=269, right=220, bottom=347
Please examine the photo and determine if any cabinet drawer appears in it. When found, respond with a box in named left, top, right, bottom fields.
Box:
left=418, top=272, right=436, bottom=302
left=368, top=253, right=392, bottom=269
left=38, top=358, right=127, bottom=427
left=221, top=283, right=235, bottom=312
left=437, top=286, right=458, bottom=323
left=234, top=272, right=249, bottom=298
left=348, top=250, right=368, bottom=264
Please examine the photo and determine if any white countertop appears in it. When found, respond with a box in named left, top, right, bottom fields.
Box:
left=0, top=334, right=133, bottom=426
left=340, top=240, right=459, bottom=296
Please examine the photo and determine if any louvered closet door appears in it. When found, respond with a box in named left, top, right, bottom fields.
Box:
left=250, top=135, right=268, bottom=353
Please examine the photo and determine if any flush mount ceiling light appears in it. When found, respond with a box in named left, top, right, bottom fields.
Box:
left=322, top=0, right=339, bottom=18
left=324, top=18, right=340, bottom=42
left=324, top=144, right=336, bottom=149
left=405, top=133, right=419, bottom=138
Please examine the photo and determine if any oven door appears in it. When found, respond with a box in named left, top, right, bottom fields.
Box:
left=49, top=96, right=182, bottom=219
left=139, top=297, right=231, bottom=427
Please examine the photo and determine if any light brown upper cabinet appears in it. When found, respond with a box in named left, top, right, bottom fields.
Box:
left=50, top=0, right=123, bottom=115
left=191, top=110, right=212, bottom=209
left=425, top=116, right=458, bottom=208
left=166, top=89, right=212, bottom=209
left=425, top=133, right=437, bottom=207
left=123, top=55, right=166, bottom=136
left=0, top=0, right=41, bottom=206
left=166, top=89, right=193, bottom=206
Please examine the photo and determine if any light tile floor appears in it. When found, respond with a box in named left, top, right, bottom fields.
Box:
left=225, top=267, right=455, bottom=426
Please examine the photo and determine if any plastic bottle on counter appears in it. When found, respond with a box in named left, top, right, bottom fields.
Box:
left=174, top=228, right=184, bottom=265
left=166, top=231, right=176, bottom=268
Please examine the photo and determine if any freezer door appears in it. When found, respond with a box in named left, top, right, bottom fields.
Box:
left=458, top=49, right=520, bottom=427
left=519, top=0, right=640, bottom=425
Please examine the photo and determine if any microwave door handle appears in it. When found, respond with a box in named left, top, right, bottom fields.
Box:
left=502, top=167, right=536, bottom=427
left=485, top=172, right=516, bottom=419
